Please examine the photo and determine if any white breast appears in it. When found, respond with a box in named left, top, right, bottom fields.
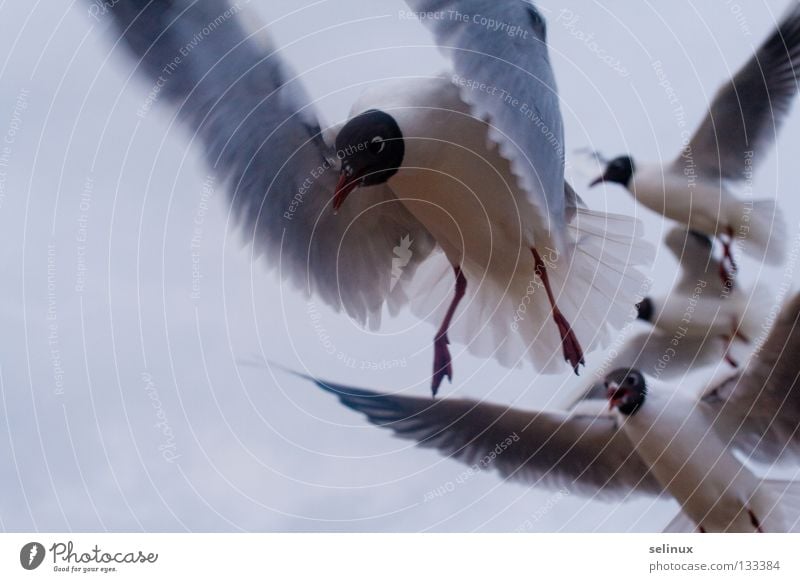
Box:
left=357, top=77, right=549, bottom=272
left=654, top=288, right=742, bottom=339
left=343, top=77, right=651, bottom=373
left=631, top=165, right=730, bottom=235
left=620, top=390, right=768, bottom=532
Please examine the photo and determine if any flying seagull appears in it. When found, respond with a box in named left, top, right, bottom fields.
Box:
left=590, top=2, right=800, bottom=285
left=636, top=226, right=769, bottom=368
left=308, top=292, right=800, bottom=531
left=102, top=0, right=651, bottom=394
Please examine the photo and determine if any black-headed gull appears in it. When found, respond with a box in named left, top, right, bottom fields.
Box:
left=309, top=292, right=800, bottom=531
left=636, top=227, right=768, bottom=368
left=604, top=368, right=798, bottom=533
left=103, top=0, right=651, bottom=395
left=591, top=2, right=800, bottom=284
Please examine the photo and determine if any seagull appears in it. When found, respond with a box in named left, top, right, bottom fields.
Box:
left=636, top=226, right=769, bottom=368
left=103, top=0, right=651, bottom=395
left=590, top=2, right=800, bottom=285
left=308, top=292, right=800, bottom=532
left=604, top=367, right=798, bottom=533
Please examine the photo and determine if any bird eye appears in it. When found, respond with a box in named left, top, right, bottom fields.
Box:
left=625, top=376, right=636, bottom=386
left=371, top=136, right=386, bottom=154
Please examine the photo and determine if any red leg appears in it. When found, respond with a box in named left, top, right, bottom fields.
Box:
left=531, top=248, right=585, bottom=374
left=431, top=266, right=467, bottom=397
left=721, top=319, right=750, bottom=368
left=718, top=226, right=738, bottom=290
left=722, top=346, right=739, bottom=368
left=748, top=508, right=764, bottom=533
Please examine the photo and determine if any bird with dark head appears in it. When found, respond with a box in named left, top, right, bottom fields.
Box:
left=636, top=297, right=654, bottom=323
left=590, top=155, right=635, bottom=188
left=332, top=109, right=405, bottom=211
left=605, top=368, right=647, bottom=416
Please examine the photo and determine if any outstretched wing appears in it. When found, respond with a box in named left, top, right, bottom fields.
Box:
left=567, top=330, right=724, bottom=413
left=101, top=0, right=436, bottom=327
left=664, top=227, right=721, bottom=294
left=314, top=378, right=662, bottom=499
left=704, top=292, right=800, bottom=464
left=679, top=2, right=800, bottom=181
left=402, top=0, right=567, bottom=241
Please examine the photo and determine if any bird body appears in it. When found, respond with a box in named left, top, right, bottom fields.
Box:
left=356, top=78, right=545, bottom=272
left=615, top=387, right=782, bottom=532
left=103, top=0, right=652, bottom=393
left=637, top=226, right=769, bottom=370
left=350, top=77, right=649, bottom=374
left=631, top=164, right=744, bottom=238
left=309, top=292, right=800, bottom=532
left=630, top=163, right=782, bottom=265
left=591, top=2, right=800, bottom=274
left=645, top=283, right=751, bottom=340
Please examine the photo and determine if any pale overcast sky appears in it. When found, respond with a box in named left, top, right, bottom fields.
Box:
left=0, top=0, right=796, bottom=531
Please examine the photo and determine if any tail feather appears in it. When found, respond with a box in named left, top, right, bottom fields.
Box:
left=759, top=479, right=800, bottom=533
left=408, top=208, right=654, bottom=374
left=736, top=199, right=786, bottom=265
left=662, top=511, right=697, bottom=533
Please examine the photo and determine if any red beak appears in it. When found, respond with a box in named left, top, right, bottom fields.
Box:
left=606, top=383, right=622, bottom=410
left=333, top=171, right=361, bottom=213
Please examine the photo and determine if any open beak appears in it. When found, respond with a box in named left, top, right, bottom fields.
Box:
left=606, top=382, right=622, bottom=410
left=333, top=170, right=362, bottom=213
left=589, top=173, right=606, bottom=188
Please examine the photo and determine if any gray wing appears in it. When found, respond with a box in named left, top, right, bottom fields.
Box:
left=403, top=1, right=567, bottom=237
left=704, top=292, right=800, bottom=463
left=569, top=329, right=723, bottom=411
left=664, top=227, right=721, bottom=294
left=314, top=379, right=662, bottom=499
left=611, top=331, right=723, bottom=381
left=679, top=2, right=800, bottom=181
left=101, top=0, right=436, bottom=327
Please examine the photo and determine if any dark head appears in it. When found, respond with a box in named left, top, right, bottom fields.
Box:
left=635, top=297, right=654, bottom=323
left=590, top=155, right=635, bottom=188
left=332, top=109, right=404, bottom=211
left=605, top=368, right=647, bottom=416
